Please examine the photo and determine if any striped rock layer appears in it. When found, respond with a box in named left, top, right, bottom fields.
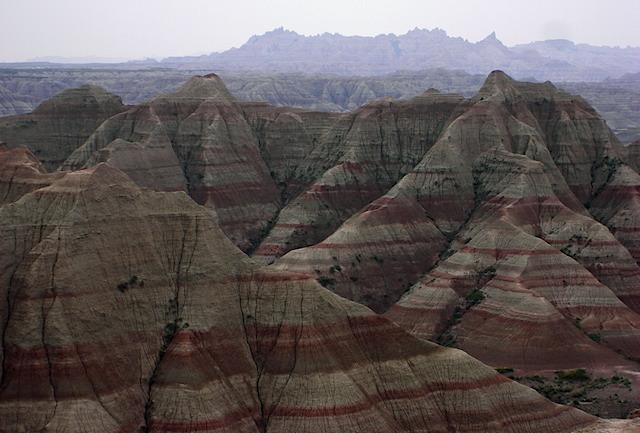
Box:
left=56, top=74, right=282, bottom=252
left=0, top=145, right=63, bottom=205
left=251, top=90, right=464, bottom=263
left=0, top=160, right=602, bottom=433
left=265, top=72, right=640, bottom=405
left=0, top=86, right=127, bottom=171
left=589, top=165, right=640, bottom=269
left=386, top=149, right=640, bottom=371
left=0, top=71, right=639, bottom=422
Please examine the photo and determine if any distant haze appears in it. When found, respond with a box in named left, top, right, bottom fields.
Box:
left=1, top=0, right=639, bottom=63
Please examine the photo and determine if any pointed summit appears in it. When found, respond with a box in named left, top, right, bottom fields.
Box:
left=483, top=69, right=515, bottom=84
left=0, top=146, right=65, bottom=205
left=475, top=70, right=565, bottom=104
left=484, top=31, right=497, bottom=41
left=477, top=31, right=505, bottom=47
left=173, top=73, right=236, bottom=101
left=474, top=70, right=522, bottom=101
left=44, top=162, right=136, bottom=197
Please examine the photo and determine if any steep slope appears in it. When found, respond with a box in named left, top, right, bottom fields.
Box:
left=629, top=140, right=640, bottom=170
left=2, top=72, right=638, bottom=421
left=275, top=190, right=447, bottom=313
left=0, top=145, right=64, bottom=205
left=0, top=83, right=39, bottom=116
left=0, top=85, right=127, bottom=171
left=386, top=148, right=640, bottom=369
left=589, top=164, right=640, bottom=268
left=60, top=74, right=281, bottom=251
left=0, top=159, right=608, bottom=433
left=250, top=90, right=463, bottom=263
left=269, top=73, right=576, bottom=304
left=269, top=73, right=640, bottom=409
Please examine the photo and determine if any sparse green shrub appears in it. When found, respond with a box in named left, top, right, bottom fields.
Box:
left=478, top=266, right=496, bottom=279
left=435, top=288, right=486, bottom=348
left=588, top=332, right=602, bottom=342
left=246, top=218, right=277, bottom=254
left=437, top=332, right=456, bottom=347
left=611, top=374, right=632, bottom=388
left=525, top=375, right=545, bottom=383
left=560, top=245, right=576, bottom=257
left=573, top=317, right=582, bottom=329
left=516, top=369, right=634, bottom=417
left=316, top=276, right=336, bottom=287
left=329, top=264, right=342, bottom=274
left=117, top=274, right=144, bottom=293
left=439, top=247, right=454, bottom=261
left=556, top=368, right=590, bottom=382
left=443, top=231, right=456, bottom=243
left=532, top=384, right=558, bottom=400
left=572, top=390, right=587, bottom=399
left=465, top=288, right=486, bottom=307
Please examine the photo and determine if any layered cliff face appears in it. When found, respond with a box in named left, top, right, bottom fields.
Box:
left=385, top=148, right=640, bottom=369
left=251, top=90, right=463, bottom=264
left=589, top=164, right=640, bottom=267
left=0, top=156, right=609, bottom=433
left=629, top=140, right=640, bottom=170
left=0, top=85, right=127, bottom=171
left=58, top=74, right=282, bottom=251
left=265, top=72, right=640, bottom=405
left=0, top=145, right=64, bottom=205
left=1, top=71, right=639, bottom=425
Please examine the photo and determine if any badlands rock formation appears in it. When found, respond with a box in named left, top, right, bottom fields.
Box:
left=60, top=74, right=283, bottom=251
left=589, top=163, right=640, bottom=266
left=0, top=154, right=610, bottom=432
left=266, top=72, right=640, bottom=411
left=629, top=140, right=640, bottom=169
left=0, top=85, right=127, bottom=171
left=0, top=145, right=63, bottom=204
left=1, top=68, right=638, bottom=144
left=1, top=71, right=639, bottom=426
left=251, top=90, right=463, bottom=264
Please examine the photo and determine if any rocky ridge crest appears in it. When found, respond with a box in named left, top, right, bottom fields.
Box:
left=162, top=28, right=640, bottom=82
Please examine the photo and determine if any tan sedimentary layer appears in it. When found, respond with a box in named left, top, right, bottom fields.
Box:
left=59, top=74, right=281, bottom=251
left=275, top=190, right=446, bottom=312
left=589, top=165, right=640, bottom=274
left=0, top=85, right=127, bottom=171
left=387, top=147, right=640, bottom=371
left=0, top=161, right=598, bottom=433
left=0, top=146, right=64, bottom=205
left=251, top=92, right=462, bottom=263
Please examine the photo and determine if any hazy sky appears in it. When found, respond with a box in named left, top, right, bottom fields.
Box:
left=2, top=0, right=639, bottom=62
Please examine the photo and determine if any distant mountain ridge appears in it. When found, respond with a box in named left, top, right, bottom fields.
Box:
left=158, top=27, right=640, bottom=81
left=1, top=27, right=638, bottom=142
